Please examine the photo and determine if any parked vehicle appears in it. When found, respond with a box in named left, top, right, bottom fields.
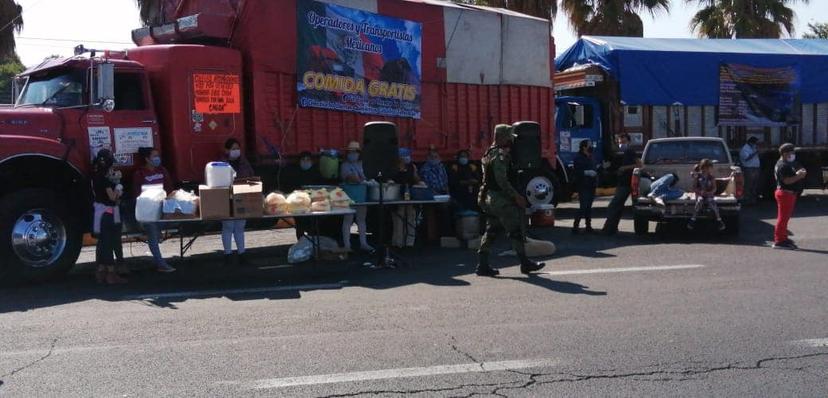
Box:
left=0, top=0, right=557, bottom=282
left=631, top=138, right=743, bottom=236
left=555, top=37, right=828, bottom=196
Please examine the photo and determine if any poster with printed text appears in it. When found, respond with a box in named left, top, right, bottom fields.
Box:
left=718, top=64, right=800, bottom=127
left=296, top=0, right=422, bottom=119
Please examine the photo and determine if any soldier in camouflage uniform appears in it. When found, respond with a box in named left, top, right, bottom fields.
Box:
left=476, top=124, right=546, bottom=277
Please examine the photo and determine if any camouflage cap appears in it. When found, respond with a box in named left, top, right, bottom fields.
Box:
left=493, top=124, right=516, bottom=143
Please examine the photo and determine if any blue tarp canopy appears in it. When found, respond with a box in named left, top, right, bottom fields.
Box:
left=555, top=36, right=828, bottom=106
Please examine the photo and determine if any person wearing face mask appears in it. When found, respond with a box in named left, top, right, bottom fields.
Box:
left=221, top=138, right=255, bottom=266
left=419, top=145, right=451, bottom=241
left=572, top=139, right=599, bottom=234
left=293, top=151, right=326, bottom=240
left=419, top=145, right=448, bottom=195
left=449, top=150, right=481, bottom=212
left=92, top=150, right=128, bottom=284
left=340, top=141, right=373, bottom=252
left=602, top=133, right=642, bottom=235
left=133, top=147, right=176, bottom=273
left=772, top=143, right=807, bottom=250
left=392, top=148, right=421, bottom=248
left=739, top=136, right=761, bottom=205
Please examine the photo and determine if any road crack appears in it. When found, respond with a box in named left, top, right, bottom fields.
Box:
left=0, top=337, right=59, bottom=384
left=315, top=352, right=828, bottom=397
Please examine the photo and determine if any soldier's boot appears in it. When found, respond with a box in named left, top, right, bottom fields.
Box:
left=510, top=233, right=545, bottom=274
left=519, top=255, right=545, bottom=274
left=475, top=252, right=499, bottom=277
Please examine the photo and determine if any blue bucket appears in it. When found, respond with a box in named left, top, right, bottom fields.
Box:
left=341, top=184, right=367, bottom=203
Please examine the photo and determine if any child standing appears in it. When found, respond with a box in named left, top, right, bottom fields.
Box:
left=688, top=159, right=726, bottom=231
left=92, top=150, right=127, bottom=284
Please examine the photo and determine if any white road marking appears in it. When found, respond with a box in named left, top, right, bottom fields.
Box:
left=238, top=358, right=559, bottom=390
left=125, top=283, right=342, bottom=300
left=791, top=338, right=828, bottom=348
left=541, top=264, right=705, bottom=276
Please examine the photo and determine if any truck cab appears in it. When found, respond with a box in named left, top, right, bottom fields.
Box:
left=555, top=96, right=604, bottom=168
left=0, top=53, right=162, bottom=283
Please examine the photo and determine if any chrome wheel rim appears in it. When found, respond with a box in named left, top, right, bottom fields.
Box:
left=11, top=209, right=67, bottom=268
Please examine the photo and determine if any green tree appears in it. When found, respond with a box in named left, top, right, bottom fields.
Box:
left=688, top=0, right=810, bottom=38
left=803, top=21, right=828, bottom=38
left=454, top=0, right=669, bottom=37
left=0, top=54, right=24, bottom=103
left=0, top=0, right=23, bottom=60
left=135, top=0, right=163, bottom=26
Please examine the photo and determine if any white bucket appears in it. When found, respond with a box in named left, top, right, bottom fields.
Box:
left=205, top=162, right=235, bottom=187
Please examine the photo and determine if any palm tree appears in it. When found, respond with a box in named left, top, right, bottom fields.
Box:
left=688, top=0, right=810, bottom=38
left=560, top=0, right=672, bottom=36
left=135, top=0, right=163, bottom=27
left=0, top=0, right=23, bottom=61
left=456, top=0, right=669, bottom=37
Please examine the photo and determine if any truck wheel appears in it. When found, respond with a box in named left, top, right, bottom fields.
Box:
left=634, top=215, right=649, bottom=235
left=0, top=189, right=83, bottom=284
left=723, top=215, right=740, bottom=236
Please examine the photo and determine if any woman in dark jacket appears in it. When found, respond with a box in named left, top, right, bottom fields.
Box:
left=573, top=139, right=599, bottom=234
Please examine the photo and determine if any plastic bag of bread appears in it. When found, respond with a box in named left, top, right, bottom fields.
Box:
left=309, top=189, right=328, bottom=203
left=498, top=237, right=556, bottom=258
left=329, top=188, right=352, bottom=209
left=264, top=192, right=288, bottom=215
left=286, top=191, right=312, bottom=214
left=311, top=199, right=331, bottom=213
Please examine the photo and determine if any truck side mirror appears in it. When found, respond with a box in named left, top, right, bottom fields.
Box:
left=95, top=63, right=115, bottom=111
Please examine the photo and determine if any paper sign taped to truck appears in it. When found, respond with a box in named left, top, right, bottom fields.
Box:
left=193, top=73, right=242, bottom=114
left=114, top=127, right=153, bottom=154
left=296, top=0, right=422, bottom=119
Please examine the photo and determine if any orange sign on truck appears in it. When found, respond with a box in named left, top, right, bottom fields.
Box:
left=193, top=73, right=241, bottom=114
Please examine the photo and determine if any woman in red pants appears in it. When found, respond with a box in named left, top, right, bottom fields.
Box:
left=772, top=143, right=807, bottom=250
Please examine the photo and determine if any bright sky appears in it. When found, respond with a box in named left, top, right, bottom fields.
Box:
left=11, top=0, right=828, bottom=66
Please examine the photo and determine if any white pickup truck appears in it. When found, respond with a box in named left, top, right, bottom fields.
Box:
left=632, top=137, right=744, bottom=235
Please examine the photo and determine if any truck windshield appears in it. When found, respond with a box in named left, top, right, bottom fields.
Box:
left=644, top=141, right=729, bottom=164
left=16, top=71, right=85, bottom=107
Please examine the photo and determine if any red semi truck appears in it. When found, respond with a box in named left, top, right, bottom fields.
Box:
left=0, top=0, right=557, bottom=282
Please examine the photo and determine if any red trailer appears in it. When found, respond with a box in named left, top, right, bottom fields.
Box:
left=0, top=0, right=556, bottom=282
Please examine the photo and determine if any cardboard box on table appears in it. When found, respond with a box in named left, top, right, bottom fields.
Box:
left=199, top=185, right=231, bottom=220
left=232, top=179, right=264, bottom=218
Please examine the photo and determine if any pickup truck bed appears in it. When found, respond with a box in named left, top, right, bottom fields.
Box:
left=631, top=138, right=743, bottom=236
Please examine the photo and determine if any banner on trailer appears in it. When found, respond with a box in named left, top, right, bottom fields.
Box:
left=296, top=0, right=422, bottom=119
left=718, top=64, right=800, bottom=127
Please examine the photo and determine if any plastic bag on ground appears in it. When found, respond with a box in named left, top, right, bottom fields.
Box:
left=498, top=237, right=556, bottom=258
left=288, top=237, right=313, bottom=264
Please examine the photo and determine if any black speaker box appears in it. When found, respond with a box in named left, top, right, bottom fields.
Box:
left=511, top=121, right=542, bottom=170
left=362, top=121, right=400, bottom=180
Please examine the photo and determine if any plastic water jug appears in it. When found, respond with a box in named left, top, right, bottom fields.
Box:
left=205, top=162, right=235, bottom=187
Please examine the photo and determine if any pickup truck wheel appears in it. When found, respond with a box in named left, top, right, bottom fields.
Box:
left=0, top=189, right=83, bottom=284
left=723, top=215, right=740, bottom=236
left=634, top=215, right=649, bottom=235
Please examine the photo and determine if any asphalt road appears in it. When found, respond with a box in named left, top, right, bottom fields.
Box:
left=1, top=193, right=827, bottom=397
